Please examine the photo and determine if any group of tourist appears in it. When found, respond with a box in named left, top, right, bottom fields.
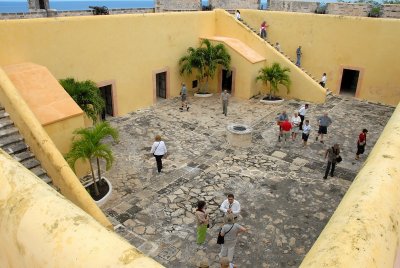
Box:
left=196, top=194, right=246, bottom=268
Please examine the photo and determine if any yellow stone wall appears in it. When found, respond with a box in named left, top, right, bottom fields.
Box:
left=0, top=149, right=164, bottom=268
left=240, top=10, right=400, bottom=106
left=300, top=102, right=400, bottom=267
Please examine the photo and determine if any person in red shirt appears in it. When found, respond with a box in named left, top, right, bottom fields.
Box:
left=280, top=119, right=292, bottom=143
left=355, top=129, right=368, bottom=160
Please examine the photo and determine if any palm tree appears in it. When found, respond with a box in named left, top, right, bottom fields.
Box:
left=65, top=122, right=119, bottom=197
left=256, top=63, right=291, bottom=100
left=179, top=39, right=231, bottom=93
left=59, top=78, right=105, bottom=123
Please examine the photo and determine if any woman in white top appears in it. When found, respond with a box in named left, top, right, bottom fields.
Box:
left=150, top=135, right=167, bottom=173
left=291, top=112, right=301, bottom=141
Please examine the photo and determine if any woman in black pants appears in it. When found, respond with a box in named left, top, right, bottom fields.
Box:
left=150, top=135, right=167, bottom=173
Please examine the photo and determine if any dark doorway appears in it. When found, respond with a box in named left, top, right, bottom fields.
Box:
left=39, top=0, right=46, bottom=9
left=99, top=85, right=113, bottom=120
left=156, top=72, right=167, bottom=99
left=222, top=69, right=232, bottom=93
left=340, top=69, right=359, bottom=96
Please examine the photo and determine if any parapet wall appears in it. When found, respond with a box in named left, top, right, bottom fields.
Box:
left=155, top=0, right=201, bottom=12
left=210, top=0, right=260, bottom=10
left=382, top=4, right=400, bottom=18
left=269, top=1, right=318, bottom=13
left=326, top=3, right=371, bottom=17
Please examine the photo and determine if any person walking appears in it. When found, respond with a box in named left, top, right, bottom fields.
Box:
left=316, top=112, right=332, bottom=144
left=276, top=111, right=288, bottom=142
left=296, top=46, right=302, bottom=67
left=180, top=82, right=189, bottom=112
left=291, top=112, right=301, bottom=141
left=355, top=129, right=368, bottom=160
left=235, top=10, right=241, bottom=20
left=221, top=90, right=230, bottom=116
left=220, top=193, right=241, bottom=219
left=302, top=120, right=311, bottom=147
left=320, top=73, right=327, bottom=88
left=150, top=135, right=167, bottom=173
left=195, top=200, right=209, bottom=247
left=323, top=143, right=340, bottom=179
left=219, top=214, right=247, bottom=263
left=260, top=21, right=268, bottom=39
left=298, top=103, right=309, bottom=130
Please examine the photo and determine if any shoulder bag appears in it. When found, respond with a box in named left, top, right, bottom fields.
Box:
left=217, top=224, right=235, bottom=245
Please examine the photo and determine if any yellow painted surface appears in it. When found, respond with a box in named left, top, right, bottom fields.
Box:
left=240, top=10, right=400, bottom=105
left=300, top=102, right=400, bottom=267
left=0, top=67, right=112, bottom=229
left=214, top=9, right=326, bottom=103
left=0, top=150, right=164, bottom=268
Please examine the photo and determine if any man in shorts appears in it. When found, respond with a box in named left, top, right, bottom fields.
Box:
left=302, top=120, right=311, bottom=146
left=180, top=83, right=189, bottom=111
left=280, top=118, right=292, bottom=144
left=276, top=111, right=288, bottom=142
left=316, top=112, right=332, bottom=144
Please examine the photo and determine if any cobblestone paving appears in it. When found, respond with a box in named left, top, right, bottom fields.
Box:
left=101, top=94, right=394, bottom=268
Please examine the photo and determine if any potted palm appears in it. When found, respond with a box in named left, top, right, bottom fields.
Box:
left=179, top=39, right=231, bottom=97
left=65, top=121, right=119, bottom=206
left=59, top=78, right=105, bottom=123
left=256, top=63, right=291, bottom=103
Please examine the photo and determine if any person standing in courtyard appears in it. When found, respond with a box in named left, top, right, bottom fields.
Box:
left=291, top=112, right=301, bottom=141
left=150, top=135, right=167, bottom=173
left=280, top=118, right=292, bottom=144
left=219, top=214, right=247, bottom=263
left=260, top=21, right=268, bottom=39
left=302, top=120, right=311, bottom=147
left=298, top=103, right=309, bottom=130
left=355, top=128, right=368, bottom=160
left=320, top=73, right=327, bottom=88
left=195, top=200, right=209, bottom=247
left=221, top=90, right=230, bottom=116
left=180, top=82, right=189, bottom=112
left=296, top=46, right=302, bottom=67
left=276, top=110, right=288, bottom=142
left=220, top=193, right=241, bottom=219
left=323, top=143, right=340, bottom=179
left=316, top=112, right=332, bottom=144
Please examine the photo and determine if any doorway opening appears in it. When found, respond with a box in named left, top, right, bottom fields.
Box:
left=39, top=0, right=46, bottom=9
left=221, top=69, right=232, bottom=93
left=99, top=85, right=113, bottom=120
left=340, top=69, right=359, bottom=96
left=156, top=72, right=167, bottom=99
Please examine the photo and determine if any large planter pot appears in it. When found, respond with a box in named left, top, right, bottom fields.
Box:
left=260, top=96, right=284, bottom=104
left=194, top=93, right=213, bottom=98
left=84, top=176, right=112, bottom=206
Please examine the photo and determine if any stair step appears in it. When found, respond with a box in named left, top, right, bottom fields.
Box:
left=12, top=150, right=34, bottom=162
left=0, top=110, right=9, bottom=119
left=39, top=173, right=52, bottom=184
left=3, top=140, right=28, bottom=155
left=31, top=166, right=46, bottom=177
left=0, top=133, right=23, bottom=147
left=0, top=117, right=13, bottom=128
left=0, top=127, right=19, bottom=138
left=21, top=158, right=41, bottom=170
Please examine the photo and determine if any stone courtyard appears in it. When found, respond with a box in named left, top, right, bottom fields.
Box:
left=101, top=94, right=394, bottom=267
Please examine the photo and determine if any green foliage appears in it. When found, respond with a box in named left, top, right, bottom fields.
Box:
left=369, top=4, right=382, bottom=17
left=179, top=39, right=231, bottom=93
left=256, top=63, right=291, bottom=99
left=59, top=78, right=105, bottom=123
left=65, top=121, right=119, bottom=196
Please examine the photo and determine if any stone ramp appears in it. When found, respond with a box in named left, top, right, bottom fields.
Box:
left=0, top=106, right=53, bottom=186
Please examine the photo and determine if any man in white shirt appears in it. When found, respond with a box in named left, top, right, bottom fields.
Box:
left=220, top=194, right=241, bottom=219
left=298, top=103, right=309, bottom=131
left=320, top=73, right=327, bottom=88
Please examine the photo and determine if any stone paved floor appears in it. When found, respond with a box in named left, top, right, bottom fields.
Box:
left=101, top=94, right=394, bottom=268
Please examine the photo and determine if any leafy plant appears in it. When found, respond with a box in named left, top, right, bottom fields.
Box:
left=65, top=122, right=119, bottom=197
left=179, top=39, right=231, bottom=93
left=256, top=63, right=291, bottom=99
left=59, top=78, right=105, bottom=123
left=369, top=4, right=382, bottom=17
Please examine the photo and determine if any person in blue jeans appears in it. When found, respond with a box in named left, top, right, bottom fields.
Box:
left=296, top=46, right=302, bottom=67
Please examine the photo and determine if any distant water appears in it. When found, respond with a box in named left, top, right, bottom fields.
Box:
left=0, top=1, right=154, bottom=13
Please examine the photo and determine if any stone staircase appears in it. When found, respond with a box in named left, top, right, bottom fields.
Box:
left=0, top=106, right=53, bottom=186
left=239, top=19, right=332, bottom=95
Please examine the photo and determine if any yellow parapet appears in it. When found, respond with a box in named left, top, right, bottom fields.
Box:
left=0, top=67, right=112, bottom=229
left=300, top=102, right=400, bottom=267
left=0, top=150, right=164, bottom=268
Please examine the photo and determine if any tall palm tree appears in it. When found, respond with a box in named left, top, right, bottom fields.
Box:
left=65, top=122, right=119, bottom=196
left=59, top=78, right=105, bottom=123
left=179, top=39, right=231, bottom=93
left=256, top=63, right=291, bottom=100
